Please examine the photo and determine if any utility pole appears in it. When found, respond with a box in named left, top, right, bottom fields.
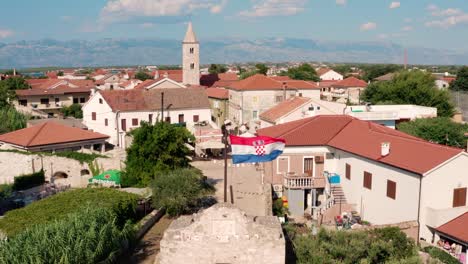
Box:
left=161, top=92, right=164, bottom=122
left=222, top=121, right=232, bottom=203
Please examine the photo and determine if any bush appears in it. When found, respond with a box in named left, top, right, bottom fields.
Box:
left=151, top=168, right=213, bottom=217
left=0, top=149, right=106, bottom=164
left=273, top=198, right=288, bottom=217
left=0, top=184, right=13, bottom=201
left=12, top=170, right=45, bottom=191
left=422, top=246, right=460, bottom=264
left=292, top=227, right=419, bottom=264
left=0, top=107, right=28, bottom=134
left=0, top=188, right=139, bottom=236
left=0, top=206, right=135, bottom=264
left=60, top=103, right=83, bottom=118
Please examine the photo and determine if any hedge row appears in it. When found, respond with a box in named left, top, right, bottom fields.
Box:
left=0, top=206, right=135, bottom=264
left=0, top=188, right=139, bottom=236
left=12, top=170, right=45, bottom=191
left=422, top=246, right=460, bottom=264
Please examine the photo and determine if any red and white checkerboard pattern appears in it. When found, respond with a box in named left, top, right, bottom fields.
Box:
left=255, top=145, right=266, bottom=156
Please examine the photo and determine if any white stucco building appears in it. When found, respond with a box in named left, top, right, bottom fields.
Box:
left=258, top=115, right=468, bottom=243
left=82, top=88, right=211, bottom=148
left=317, top=68, right=344, bottom=81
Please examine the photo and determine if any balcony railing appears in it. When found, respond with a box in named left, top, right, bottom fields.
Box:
left=283, top=173, right=326, bottom=189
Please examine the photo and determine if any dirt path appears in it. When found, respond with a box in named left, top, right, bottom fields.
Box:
left=118, top=215, right=173, bottom=264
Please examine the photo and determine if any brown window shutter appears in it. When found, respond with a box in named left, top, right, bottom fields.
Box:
left=92, top=112, right=96, bottom=121
left=132, top=118, right=138, bottom=126
left=346, top=164, right=351, bottom=180
left=453, top=188, right=467, bottom=207
left=363, top=171, right=372, bottom=190
left=315, top=156, right=324, bottom=163
left=387, top=180, right=396, bottom=199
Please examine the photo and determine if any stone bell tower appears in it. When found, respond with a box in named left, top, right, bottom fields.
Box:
left=182, top=22, right=200, bottom=86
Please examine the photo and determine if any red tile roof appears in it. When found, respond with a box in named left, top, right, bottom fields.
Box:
left=257, top=115, right=463, bottom=175
left=228, top=74, right=317, bottom=91
left=206, top=87, right=229, bottom=99
left=200, top=73, right=239, bottom=87
left=16, top=85, right=92, bottom=96
left=134, top=79, right=158, bottom=90
left=436, top=212, right=468, bottom=243
left=0, top=121, right=108, bottom=148
left=99, top=88, right=210, bottom=112
left=260, top=97, right=311, bottom=123
left=317, top=68, right=332, bottom=76
left=269, top=76, right=291, bottom=81
left=66, top=79, right=95, bottom=88
left=284, top=80, right=319, bottom=89
left=26, top=79, right=65, bottom=89
left=333, top=77, right=368, bottom=88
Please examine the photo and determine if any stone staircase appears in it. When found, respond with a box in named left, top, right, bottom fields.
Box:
left=331, top=184, right=347, bottom=204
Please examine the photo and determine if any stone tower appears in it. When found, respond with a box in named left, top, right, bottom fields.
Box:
left=182, top=22, right=200, bottom=86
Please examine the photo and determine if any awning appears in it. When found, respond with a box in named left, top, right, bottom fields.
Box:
left=197, top=140, right=225, bottom=149
left=88, top=170, right=121, bottom=186
left=185, top=143, right=195, bottom=150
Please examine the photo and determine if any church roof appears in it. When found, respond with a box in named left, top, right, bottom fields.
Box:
left=183, top=22, right=198, bottom=43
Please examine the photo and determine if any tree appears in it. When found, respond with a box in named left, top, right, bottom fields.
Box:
left=361, top=64, right=403, bottom=82
left=61, top=103, right=83, bottom=119
left=361, top=71, right=455, bottom=117
left=255, top=63, right=269, bottom=75
left=450, top=66, right=468, bottom=91
left=332, top=65, right=352, bottom=75
left=208, top=64, right=227, bottom=74
left=0, top=107, right=28, bottom=133
left=135, top=71, right=153, bottom=81
left=398, top=117, right=468, bottom=148
left=123, top=121, right=195, bottom=186
left=280, top=63, right=320, bottom=81
left=151, top=168, right=212, bottom=216
left=57, top=71, right=64, bottom=76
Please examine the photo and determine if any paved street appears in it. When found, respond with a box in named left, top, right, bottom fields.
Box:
left=192, top=160, right=271, bottom=216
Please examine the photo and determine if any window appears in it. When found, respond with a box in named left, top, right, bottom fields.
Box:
left=275, top=96, right=283, bottom=103
left=178, top=114, right=185, bottom=123
left=252, top=110, right=258, bottom=119
left=19, top=99, right=27, bottom=106
left=345, top=164, right=351, bottom=180
left=193, top=115, right=199, bottom=122
left=110, top=85, right=114, bottom=90
left=387, top=180, right=396, bottom=200
left=132, top=118, right=138, bottom=126
left=99, top=98, right=103, bottom=104
left=55, top=98, right=60, bottom=103
left=298, top=93, right=303, bottom=97
left=453, top=187, right=467, bottom=207
left=304, top=158, right=314, bottom=176
left=190, top=63, right=195, bottom=70
left=121, top=119, right=127, bottom=131
left=189, top=47, right=194, bottom=54
left=165, top=116, right=171, bottom=123
left=78, top=97, right=84, bottom=103
left=149, top=114, right=153, bottom=124
left=277, top=157, right=289, bottom=174
left=40, top=98, right=49, bottom=105
left=73, top=98, right=79, bottom=104
left=92, top=112, right=96, bottom=120
left=104, top=118, right=108, bottom=126
left=363, top=171, right=372, bottom=190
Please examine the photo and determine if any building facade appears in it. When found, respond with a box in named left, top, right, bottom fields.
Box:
left=182, top=22, right=200, bottom=86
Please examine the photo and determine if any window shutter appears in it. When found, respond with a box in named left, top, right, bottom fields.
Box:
left=387, top=180, right=396, bottom=200
left=346, top=164, right=351, bottom=180
left=363, top=171, right=372, bottom=190
left=453, top=188, right=467, bottom=207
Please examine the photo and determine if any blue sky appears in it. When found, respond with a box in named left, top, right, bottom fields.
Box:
left=1, top=0, right=468, bottom=50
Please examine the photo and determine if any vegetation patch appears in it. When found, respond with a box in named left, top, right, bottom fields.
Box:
left=422, top=246, right=460, bottom=264
left=0, top=188, right=139, bottom=236
left=0, top=206, right=135, bottom=264
left=12, top=170, right=45, bottom=191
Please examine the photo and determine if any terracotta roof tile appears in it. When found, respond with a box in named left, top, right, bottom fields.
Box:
left=200, top=73, right=239, bottom=87
left=436, top=212, right=468, bottom=243
left=333, top=77, right=368, bottom=88
left=228, top=74, right=316, bottom=91
left=269, top=76, right=291, bottom=81
left=257, top=115, right=463, bottom=175
left=317, top=68, right=332, bottom=76
left=99, top=88, right=210, bottom=112
left=260, top=97, right=311, bottom=123
left=134, top=79, right=158, bottom=90
left=16, top=85, right=92, bottom=96
left=206, top=87, right=229, bottom=99
left=285, top=80, right=319, bottom=89
left=0, top=121, right=108, bottom=148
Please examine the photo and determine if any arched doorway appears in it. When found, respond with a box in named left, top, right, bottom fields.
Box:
left=53, top=171, right=68, bottom=179
left=80, top=169, right=90, bottom=176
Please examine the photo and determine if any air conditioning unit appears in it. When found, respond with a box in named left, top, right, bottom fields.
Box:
left=273, top=185, right=283, bottom=192
left=315, top=156, right=324, bottom=163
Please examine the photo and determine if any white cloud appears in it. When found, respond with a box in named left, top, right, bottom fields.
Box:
left=360, top=22, right=377, bottom=31
left=425, top=5, right=468, bottom=28
left=389, top=2, right=400, bottom=9
left=239, top=0, right=307, bottom=17
left=0, top=29, right=13, bottom=39
left=101, top=0, right=226, bottom=23
left=401, top=26, right=413, bottom=31
left=336, top=0, right=346, bottom=6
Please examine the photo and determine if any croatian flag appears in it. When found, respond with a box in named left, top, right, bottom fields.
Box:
left=230, top=135, right=286, bottom=164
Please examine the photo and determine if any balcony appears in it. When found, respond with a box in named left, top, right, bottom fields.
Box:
left=283, top=172, right=326, bottom=189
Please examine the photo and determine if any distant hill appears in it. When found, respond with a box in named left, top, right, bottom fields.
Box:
left=0, top=38, right=467, bottom=68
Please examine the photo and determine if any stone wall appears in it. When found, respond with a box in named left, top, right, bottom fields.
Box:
left=0, top=151, right=122, bottom=188
left=159, top=203, right=285, bottom=264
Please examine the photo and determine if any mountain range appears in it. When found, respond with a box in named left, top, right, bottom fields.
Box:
left=1, top=38, right=467, bottom=68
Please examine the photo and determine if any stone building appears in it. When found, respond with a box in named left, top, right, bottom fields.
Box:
left=159, top=203, right=285, bottom=264
left=182, top=22, right=200, bottom=86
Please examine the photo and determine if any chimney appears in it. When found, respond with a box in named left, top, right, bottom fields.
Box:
left=13, top=68, right=16, bottom=76
left=282, top=82, right=287, bottom=101
left=91, top=88, right=96, bottom=96
left=381, top=142, right=390, bottom=157
left=163, top=72, right=169, bottom=78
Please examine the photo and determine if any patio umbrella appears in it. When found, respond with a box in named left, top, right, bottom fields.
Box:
left=88, top=170, right=121, bottom=186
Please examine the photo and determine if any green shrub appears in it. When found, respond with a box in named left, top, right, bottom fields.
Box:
left=0, top=107, right=28, bottom=134
left=151, top=168, right=213, bottom=217
left=0, top=188, right=139, bottom=236
left=292, top=227, right=419, bottom=264
left=60, top=103, right=83, bottom=118
left=0, top=149, right=106, bottom=164
left=0, top=206, right=135, bottom=264
left=12, top=169, right=45, bottom=191
left=0, top=184, right=13, bottom=201
left=423, top=246, right=460, bottom=264
left=273, top=198, right=288, bottom=217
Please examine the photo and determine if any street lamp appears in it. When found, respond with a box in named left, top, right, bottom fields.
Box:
left=221, top=120, right=232, bottom=203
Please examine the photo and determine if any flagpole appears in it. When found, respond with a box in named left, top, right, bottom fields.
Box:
left=222, top=121, right=231, bottom=203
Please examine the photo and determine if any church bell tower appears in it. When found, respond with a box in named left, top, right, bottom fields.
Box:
left=182, top=22, right=200, bottom=86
